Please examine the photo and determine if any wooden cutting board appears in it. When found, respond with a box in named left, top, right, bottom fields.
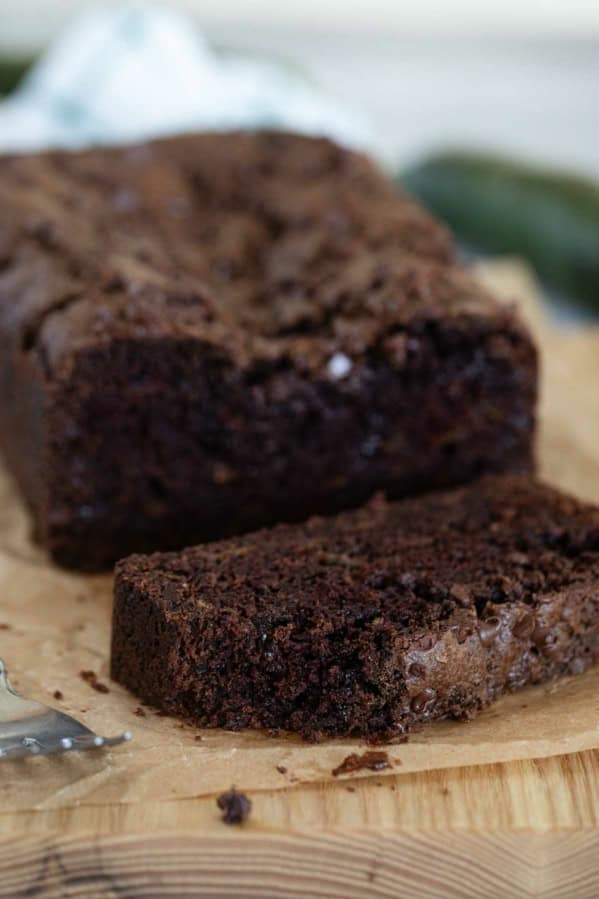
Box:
left=1, top=260, right=599, bottom=899
left=1, top=751, right=599, bottom=899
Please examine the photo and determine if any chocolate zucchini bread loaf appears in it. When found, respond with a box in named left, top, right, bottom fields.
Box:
left=0, top=131, right=536, bottom=569
left=112, top=475, right=599, bottom=740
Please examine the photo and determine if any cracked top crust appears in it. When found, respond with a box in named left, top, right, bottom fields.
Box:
left=121, top=475, right=599, bottom=619
left=0, top=130, right=521, bottom=375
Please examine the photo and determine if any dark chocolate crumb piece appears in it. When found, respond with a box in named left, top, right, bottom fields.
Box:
left=216, top=788, right=252, bottom=825
left=276, top=765, right=287, bottom=775
left=53, top=690, right=63, bottom=701
left=0, top=623, right=11, bottom=630
left=194, top=735, right=204, bottom=742
left=346, top=786, right=356, bottom=793
left=332, top=750, right=391, bottom=777
left=80, top=669, right=110, bottom=694
left=134, top=706, right=146, bottom=717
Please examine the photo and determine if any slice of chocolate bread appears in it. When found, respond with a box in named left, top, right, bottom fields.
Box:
left=0, top=131, right=536, bottom=569
left=111, top=476, right=599, bottom=740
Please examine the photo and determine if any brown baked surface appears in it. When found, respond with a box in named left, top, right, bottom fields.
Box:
left=0, top=131, right=536, bottom=568
left=111, top=475, right=599, bottom=739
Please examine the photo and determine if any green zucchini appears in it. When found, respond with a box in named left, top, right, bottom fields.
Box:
left=400, top=151, right=599, bottom=312
left=0, top=57, right=32, bottom=96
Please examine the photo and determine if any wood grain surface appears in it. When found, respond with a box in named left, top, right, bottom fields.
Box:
left=2, top=751, right=599, bottom=898
left=2, top=260, right=599, bottom=899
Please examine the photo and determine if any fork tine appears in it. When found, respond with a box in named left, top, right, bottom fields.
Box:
left=0, top=739, right=44, bottom=759
left=0, top=731, right=132, bottom=759
left=0, top=658, right=133, bottom=760
left=67, top=731, right=132, bottom=751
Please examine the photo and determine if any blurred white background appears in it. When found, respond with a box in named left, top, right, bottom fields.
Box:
left=2, top=0, right=599, bottom=48
left=1, top=0, right=598, bottom=175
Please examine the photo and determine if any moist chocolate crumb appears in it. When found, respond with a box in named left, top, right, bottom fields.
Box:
left=194, top=735, right=204, bottom=742
left=53, top=690, right=63, bottom=701
left=332, top=751, right=391, bottom=777
left=134, top=706, right=146, bottom=717
left=346, top=786, right=356, bottom=793
left=0, top=133, right=536, bottom=572
left=331, top=749, right=391, bottom=777
left=276, top=765, right=287, bottom=775
left=0, top=623, right=11, bottom=630
left=112, top=476, right=599, bottom=740
left=217, top=789, right=252, bottom=825
left=80, top=669, right=110, bottom=694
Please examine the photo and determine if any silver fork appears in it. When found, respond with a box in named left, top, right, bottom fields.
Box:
left=0, top=658, right=131, bottom=759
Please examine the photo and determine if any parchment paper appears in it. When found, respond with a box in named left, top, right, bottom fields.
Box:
left=2, top=259, right=599, bottom=812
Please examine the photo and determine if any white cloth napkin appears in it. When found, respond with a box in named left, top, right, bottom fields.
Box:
left=0, top=2, right=372, bottom=153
